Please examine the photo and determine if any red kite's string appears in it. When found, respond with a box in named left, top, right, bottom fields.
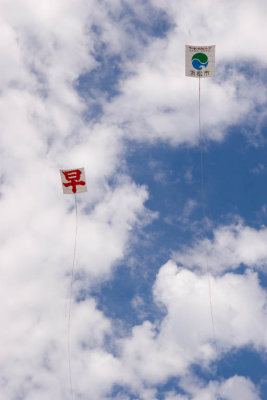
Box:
left=67, top=194, right=78, bottom=400
left=198, top=77, right=217, bottom=348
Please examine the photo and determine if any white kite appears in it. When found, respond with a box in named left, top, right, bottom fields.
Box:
left=60, top=167, right=87, bottom=194
left=185, top=45, right=215, bottom=78
left=60, top=167, right=87, bottom=398
left=185, top=45, right=217, bottom=349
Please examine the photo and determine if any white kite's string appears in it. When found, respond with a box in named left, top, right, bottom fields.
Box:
left=67, top=194, right=78, bottom=400
left=198, top=77, right=217, bottom=347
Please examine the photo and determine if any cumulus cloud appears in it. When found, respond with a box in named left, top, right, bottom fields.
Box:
left=117, top=262, right=266, bottom=393
left=173, top=374, right=261, bottom=400
left=173, top=221, right=267, bottom=274
left=97, top=0, right=267, bottom=147
left=0, top=1, right=158, bottom=397
left=1, top=0, right=267, bottom=399
left=155, top=262, right=267, bottom=352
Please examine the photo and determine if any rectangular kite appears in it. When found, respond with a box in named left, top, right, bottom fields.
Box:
left=60, top=168, right=87, bottom=194
left=185, top=45, right=215, bottom=78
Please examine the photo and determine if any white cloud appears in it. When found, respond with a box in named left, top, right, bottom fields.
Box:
left=155, top=262, right=267, bottom=352
left=218, top=376, right=261, bottom=400
left=152, top=0, right=267, bottom=62
left=165, top=394, right=188, bottom=400
left=74, top=180, right=153, bottom=281
left=96, top=0, right=267, bottom=147
left=0, top=160, right=152, bottom=399
left=175, top=375, right=261, bottom=400
left=116, top=261, right=266, bottom=397
left=0, top=2, right=159, bottom=397
left=251, top=163, right=265, bottom=174
left=1, top=0, right=267, bottom=398
left=173, top=221, right=267, bottom=274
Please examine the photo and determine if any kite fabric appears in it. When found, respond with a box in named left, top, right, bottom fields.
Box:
left=60, top=168, right=87, bottom=194
left=185, top=45, right=215, bottom=78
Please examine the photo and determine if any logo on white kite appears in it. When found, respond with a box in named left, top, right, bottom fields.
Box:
left=192, top=53, right=208, bottom=71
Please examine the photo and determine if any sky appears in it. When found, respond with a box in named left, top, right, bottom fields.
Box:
left=0, top=0, right=267, bottom=399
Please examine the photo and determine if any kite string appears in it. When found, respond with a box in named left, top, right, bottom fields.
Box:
left=198, top=77, right=217, bottom=347
left=67, top=194, right=78, bottom=400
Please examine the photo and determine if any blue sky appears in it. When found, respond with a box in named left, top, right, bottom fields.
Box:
left=1, top=0, right=267, bottom=399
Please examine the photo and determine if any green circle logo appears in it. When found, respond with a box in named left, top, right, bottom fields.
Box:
left=192, top=53, right=209, bottom=70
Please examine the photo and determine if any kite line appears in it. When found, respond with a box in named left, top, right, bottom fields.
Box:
left=67, top=193, right=78, bottom=400
left=60, top=167, right=87, bottom=399
left=198, top=77, right=217, bottom=347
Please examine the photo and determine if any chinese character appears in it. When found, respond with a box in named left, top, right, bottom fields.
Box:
left=204, top=70, right=210, bottom=76
left=190, top=70, right=196, bottom=76
left=62, top=169, right=86, bottom=193
left=197, top=71, right=203, bottom=77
